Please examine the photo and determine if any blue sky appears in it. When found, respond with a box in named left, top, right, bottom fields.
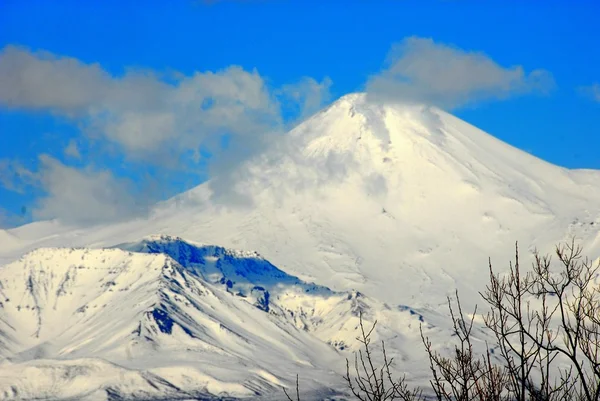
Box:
left=0, top=0, right=599, bottom=227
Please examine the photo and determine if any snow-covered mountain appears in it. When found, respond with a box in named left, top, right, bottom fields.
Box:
left=0, top=235, right=440, bottom=400
left=1, top=93, right=600, bottom=399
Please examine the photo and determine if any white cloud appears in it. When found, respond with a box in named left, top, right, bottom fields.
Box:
left=366, top=37, right=554, bottom=109
left=32, top=155, right=147, bottom=225
left=580, top=83, right=600, bottom=102
left=0, top=46, right=282, bottom=162
left=94, top=66, right=283, bottom=162
left=64, top=140, right=81, bottom=159
left=0, top=45, right=335, bottom=224
left=594, top=84, right=600, bottom=101
left=0, top=159, right=38, bottom=194
left=0, top=46, right=112, bottom=115
left=279, top=76, right=333, bottom=120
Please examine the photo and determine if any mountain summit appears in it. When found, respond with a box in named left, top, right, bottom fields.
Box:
left=168, top=93, right=600, bottom=305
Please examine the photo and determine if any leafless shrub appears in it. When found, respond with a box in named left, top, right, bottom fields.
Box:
left=285, top=240, right=600, bottom=401
left=421, top=290, right=509, bottom=401
left=283, top=374, right=301, bottom=401
left=343, top=311, right=424, bottom=401
left=481, top=239, right=600, bottom=401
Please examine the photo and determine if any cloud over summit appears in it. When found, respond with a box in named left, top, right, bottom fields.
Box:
left=366, top=37, right=555, bottom=109
left=0, top=38, right=557, bottom=226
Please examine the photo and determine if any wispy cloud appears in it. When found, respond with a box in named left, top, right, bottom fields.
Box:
left=0, top=159, right=38, bottom=194
left=64, top=140, right=81, bottom=159
left=1, top=155, right=144, bottom=225
left=579, top=83, right=600, bottom=102
left=33, top=155, right=146, bottom=225
left=366, top=37, right=555, bottom=109
left=279, top=76, right=333, bottom=121
left=0, top=46, right=281, bottom=161
left=0, top=45, right=333, bottom=225
left=0, top=46, right=115, bottom=115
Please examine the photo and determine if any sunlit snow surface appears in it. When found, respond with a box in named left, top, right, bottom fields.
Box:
left=0, top=236, right=435, bottom=400
left=2, top=94, right=600, bottom=400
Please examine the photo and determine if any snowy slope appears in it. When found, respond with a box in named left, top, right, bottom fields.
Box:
left=0, top=244, right=343, bottom=399
left=113, top=235, right=438, bottom=354
left=1, top=93, right=600, bottom=399
left=0, top=236, right=444, bottom=400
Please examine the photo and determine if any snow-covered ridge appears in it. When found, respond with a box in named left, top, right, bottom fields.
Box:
left=0, top=235, right=436, bottom=400
left=112, top=235, right=435, bottom=351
